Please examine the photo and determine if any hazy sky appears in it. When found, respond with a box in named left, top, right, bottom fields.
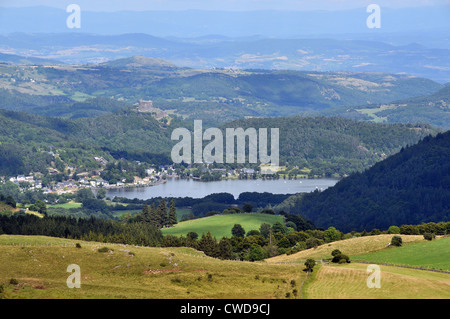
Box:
left=1, top=0, right=449, bottom=11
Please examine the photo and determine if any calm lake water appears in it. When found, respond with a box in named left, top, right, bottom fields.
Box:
left=105, top=178, right=339, bottom=199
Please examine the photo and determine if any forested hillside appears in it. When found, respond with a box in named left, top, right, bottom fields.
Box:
left=0, top=61, right=442, bottom=125
left=288, top=131, right=450, bottom=232
left=224, top=116, right=438, bottom=176
left=0, top=108, right=438, bottom=176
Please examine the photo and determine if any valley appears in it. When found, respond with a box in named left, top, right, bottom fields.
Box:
left=0, top=3, right=448, bottom=303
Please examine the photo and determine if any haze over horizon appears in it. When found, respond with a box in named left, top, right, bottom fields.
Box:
left=1, top=0, right=449, bottom=12
left=0, top=3, right=448, bottom=38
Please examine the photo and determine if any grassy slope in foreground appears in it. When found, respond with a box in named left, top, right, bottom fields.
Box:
left=304, top=263, right=450, bottom=299
left=270, top=235, right=450, bottom=299
left=0, top=235, right=304, bottom=299
left=352, top=237, right=450, bottom=271
left=162, top=213, right=284, bottom=238
left=266, top=234, right=424, bottom=262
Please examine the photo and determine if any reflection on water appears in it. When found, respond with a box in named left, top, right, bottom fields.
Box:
left=105, top=178, right=339, bottom=199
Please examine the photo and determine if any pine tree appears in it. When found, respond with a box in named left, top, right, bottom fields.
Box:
left=167, top=199, right=178, bottom=227
left=141, top=204, right=151, bottom=223
left=218, top=237, right=232, bottom=260
left=157, top=199, right=168, bottom=228
left=198, top=232, right=219, bottom=257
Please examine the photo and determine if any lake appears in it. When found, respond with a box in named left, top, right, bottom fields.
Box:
left=105, top=178, right=339, bottom=199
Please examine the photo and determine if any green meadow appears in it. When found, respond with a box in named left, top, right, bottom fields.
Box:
left=162, top=213, right=284, bottom=238
left=353, top=237, right=450, bottom=271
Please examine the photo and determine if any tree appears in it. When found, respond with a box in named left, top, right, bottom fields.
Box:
left=96, top=188, right=106, bottom=200
left=305, top=237, right=322, bottom=249
left=198, top=232, right=218, bottom=257
left=324, top=226, right=341, bottom=243
left=141, top=204, right=151, bottom=223
left=4, top=195, right=16, bottom=208
left=304, top=259, right=316, bottom=272
left=272, top=221, right=286, bottom=234
left=387, top=226, right=400, bottom=234
left=246, top=230, right=260, bottom=237
left=242, top=203, right=253, bottom=213
left=34, top=200, right=47, bottom=215
left=157, top=199, right=168, bottom=228
left=259, top=223, right=271, bottom=238
left=247, top=245, right=264, bottom=261
left=232, top=224, right=245, bottom=238
left=218, top=237, right=232, bottom=260
left=277, top=236, right=291, bottom=249
left=167, top=199, right=178, bottom=226
left=76, top=188, right=95, bottom=202
left=285, top=221, right=297, bottom=231
left=187, top=232, right=199, bottom=241
left=331, top=249, right=342, bottom=257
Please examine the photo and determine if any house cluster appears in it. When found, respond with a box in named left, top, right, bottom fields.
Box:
left=8, top=175, right=42, bottom=190
left=1, top=165, right=167, bottom=195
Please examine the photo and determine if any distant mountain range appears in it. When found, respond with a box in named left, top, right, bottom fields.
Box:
left=0, top=52, right=63, bottom=66
left=0, top=60, right=444, bottom=126
left=0, top=32, right=449, bottom=82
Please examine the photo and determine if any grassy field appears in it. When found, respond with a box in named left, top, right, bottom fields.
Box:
left=304, top=262, right=450, bottom=299
left=353, top=237, right=450, bottom=271
left=272, top=235, right=450, bottom=299
left=267, top=234, right=424, bottom=263
left=0, top=235, right=304, bottom=299
left=0, top=234, right=448, bottom=299
left=48, top=201, right=82, bottom=209
left=162, top=213, right=284, bottom=238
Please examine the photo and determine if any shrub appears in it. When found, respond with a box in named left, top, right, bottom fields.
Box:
left=75, top=243, right=82, bottom=248
left=331, top=249, right=342, bottom=257
left=391, top=236, right=403, bottom=247
left=423, top=233, right=434, bottom=241
left=97, top=247, right=112, bottom=253
left=331, top=251, right=350, bottom=263
left=9, top=278, right=19, bottom=286
left=305, top=237, right=323, bottom=249
left=304, top=258, right=316, bottom=272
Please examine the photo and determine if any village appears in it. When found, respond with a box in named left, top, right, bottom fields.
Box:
left=0, top=156, right=268, bottom=196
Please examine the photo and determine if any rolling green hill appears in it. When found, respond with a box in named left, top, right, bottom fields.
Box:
left=162, top=213, right=284, bottom=238
left=0, top=106, right=439, bottom=176
left=0, top=234, right=306, bottom=299
left=0, top=234, right=448, bottom=299
left=0, top=61, right=443, bottom=125
left=267, top=234, right=425, bottom=262
left=322, top=84, right=450, bottom=129
left=223, top=116, right=438, bottom=176
left=353, top=237, right=450, bottom=271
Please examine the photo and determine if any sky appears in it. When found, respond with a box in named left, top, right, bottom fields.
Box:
left=0, top=0, right=449, bottom=11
